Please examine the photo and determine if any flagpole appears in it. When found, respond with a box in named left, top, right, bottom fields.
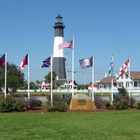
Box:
left=111, top=73, right=113, bottom=105
left=27, top=51, right=30, bottom=100
left=4, top=52, right=7, bottom=99
left=51, top=55, right=53, bottom=106
left=72, top=37, right=75, bottom=98
left=91, top=56, right=94, bottom=101
left=111, top=56, right=114, bottom=105
left=129, top=58, right=131, bottom=104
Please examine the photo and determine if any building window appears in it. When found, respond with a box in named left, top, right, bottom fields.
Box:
left=139, top=82, right=140, bottom=87
left=134, top=82, right=138, bottom=87
left=125, top=75, right=128, bottom=79
left=104, top=85, right=106, bottom=89
left=121, top=75, right=123, bottom=79
left=126, top=82, right=129, bottom=87
left=121, top=82, right=123, bottom=87
left=118, top=82, right=123, bottom=88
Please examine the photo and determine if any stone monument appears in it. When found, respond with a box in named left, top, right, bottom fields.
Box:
left=69, top=94, right=96, bottom=111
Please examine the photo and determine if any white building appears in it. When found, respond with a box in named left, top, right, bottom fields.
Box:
left=97, top=71, right=140, bottom=96
left=59, top=80, right=77, bottom=90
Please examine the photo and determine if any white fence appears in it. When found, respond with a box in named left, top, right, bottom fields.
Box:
left=17, top=88, right=140, bottom=96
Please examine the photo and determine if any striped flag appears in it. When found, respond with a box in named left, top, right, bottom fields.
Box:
left=59, top=40, right=73, bottom=49
left=120, top=59, right=129, bottom=75
left=116, top=58, right=129, bottom=79
left=108, top=55, right=114, bottom=75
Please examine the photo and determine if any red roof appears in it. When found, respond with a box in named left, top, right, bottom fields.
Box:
left=99, top=76, right=116, bottom=84
left=99, top=71, right=140, bottom=84
left=129, top=71, right=140, bottom=80
left=88, top=83, right=98, bottom=87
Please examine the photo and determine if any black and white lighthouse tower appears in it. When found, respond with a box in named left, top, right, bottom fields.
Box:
left=53, top=15, right=66, bottom=81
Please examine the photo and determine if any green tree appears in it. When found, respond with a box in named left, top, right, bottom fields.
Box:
left=30, top=82, right=36, bottom=89
left=0, top=63, right=25, bottom=93
left=35, top=80, right=41, bottom=89
left=44, top=72, right=57, bottom=89
left=113, top=88, right=129, bottom=110
left=45, top=72, right=56, bottom=84
left=77, top=84, right=88, bottom=90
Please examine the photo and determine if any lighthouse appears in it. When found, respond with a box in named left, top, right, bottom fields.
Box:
left=53, top=15, right=66, bottom=81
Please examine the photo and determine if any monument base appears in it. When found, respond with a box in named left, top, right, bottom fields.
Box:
left=69, top=94, right=96, bottom=111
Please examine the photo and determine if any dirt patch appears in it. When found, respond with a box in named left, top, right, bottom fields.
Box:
left=24, top=107, right=48, bottom=113
left=24, top=106, right=139, bottom=113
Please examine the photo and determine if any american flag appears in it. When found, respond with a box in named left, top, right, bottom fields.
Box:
left=59, top=40, right=73, bottom=49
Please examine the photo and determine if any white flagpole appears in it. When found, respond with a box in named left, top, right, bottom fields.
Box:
left=72, top=37, right=75, bottom=97
left=4, top=52, right=7, bottom=99
left=111, top=77, right=113, bottom=105
left=27, top=51, right=30, bottom=100
left=111, top=56, right=114, bottom=105
left=128, top=58, right=131, bottom=103
left=51, top=55, right=53, bottom=106
left=91, top=56, right=94, bottom=101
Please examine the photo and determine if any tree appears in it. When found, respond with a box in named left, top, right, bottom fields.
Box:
left=113, top=88, right=129, bottom=110
left=77, top=84, right=88, bottom=90
left=35, top=80, right=41, bottom=89
left=30, top=82, right=36, bottom=89
left=44, top=72, right=57, bottom=89
left=45, top=71, right=57, bottom=84
left=0, top=63, right=25, bottom=93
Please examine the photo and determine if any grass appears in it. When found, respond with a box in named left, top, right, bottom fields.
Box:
left=0, top=111, right=140, bottom=140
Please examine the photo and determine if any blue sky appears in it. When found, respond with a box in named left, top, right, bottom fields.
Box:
left=0, top=0, right=140, bottom=84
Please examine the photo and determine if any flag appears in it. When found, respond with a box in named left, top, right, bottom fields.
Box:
left=18, top=54, right=28, bottom=71
left=59, top=40, right=73, bottom=49
left=120, top=59, right=129, bottom=75
left=79, top=56, right=93, bottom=69
left=41, top=57, right=51, bottom=68
left=108, top=55, right=114, bottom=75
left=116, top=58, right=129, bottom=79
left=0, top=54, right=5, bottom=67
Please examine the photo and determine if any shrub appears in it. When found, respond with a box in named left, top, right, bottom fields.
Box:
left=29, top=97, right=42, bottom=109
left=0, top=97, right=14, bottom=112
left=0, top=97, right=28, bottom=112
left=113, top=99, right=129, bottom=110
left=137, top=102, right=140, bottom=109
left=12, top=93, right=27, bottom=97
left=47, top=95, right=68, bottom=112
left=129, top=97, right=136, bottom=108
left=94, top=95, right=104, bottom=108
left=113, top=88, right=129, bottom=110
left=47, top=102, right=68, bottom=112
left=13, top=97, right=28, bottom=111
left=62, top=94, right=71, bottom=105
left=105, top=101, right=113, bottom=109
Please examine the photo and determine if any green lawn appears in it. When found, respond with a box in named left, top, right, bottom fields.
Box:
left=0, top=111, right=140, bottom=140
